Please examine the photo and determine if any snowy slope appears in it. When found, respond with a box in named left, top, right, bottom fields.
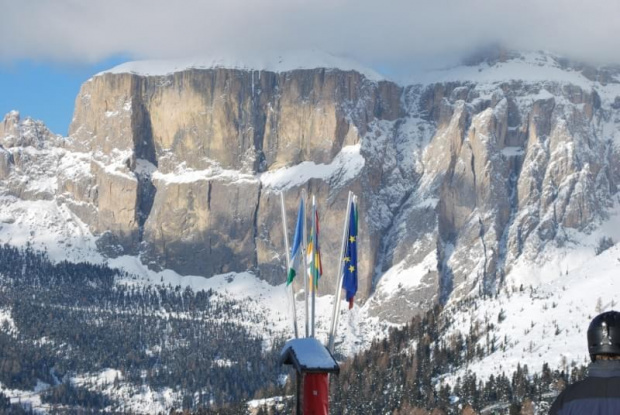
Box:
left=0, top=195, right=103, bottom=264
left=442, top=238, right=619, bottom=384
left=364, top=198, right=620, bottom=384
left=414, top=51, right=595, bottom=86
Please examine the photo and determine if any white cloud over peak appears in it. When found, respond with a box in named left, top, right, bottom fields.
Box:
left=1, top=0, right=619, bottom=71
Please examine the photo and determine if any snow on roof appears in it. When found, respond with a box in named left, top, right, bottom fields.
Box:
left=97, top=50, right=385, bottom=82
left=279, top=338, right=339, bottom=373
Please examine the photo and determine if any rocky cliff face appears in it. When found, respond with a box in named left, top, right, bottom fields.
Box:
left=63, top=67, right=401, bottom=297
left=2, top=51, right=619, bottom=324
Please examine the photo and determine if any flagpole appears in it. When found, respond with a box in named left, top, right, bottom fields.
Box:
left=280, top=192, right=299, bottom=339
left=327, top=191, right=353, bottom=353
left=311, top=195, right=317, bottom=338
left=301, top=189, right=309, bottom=338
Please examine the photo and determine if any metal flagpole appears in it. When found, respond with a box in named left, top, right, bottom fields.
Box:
left=311, top=195, right=317, bottom=338
left=280, top=192, right=299, bottom=339
left=301, top=189, right=309, bottom=338
left=327, top=191, right=353, bottom=353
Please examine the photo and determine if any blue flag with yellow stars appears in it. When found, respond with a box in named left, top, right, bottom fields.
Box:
left=287, top=197, right=305, bottom=285
left=342, top=200, right=358, bottom=309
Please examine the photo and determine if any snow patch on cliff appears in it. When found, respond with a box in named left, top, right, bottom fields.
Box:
left=260, top=144, right=364, bottom=191
left=152, top=162, right=258, bottom=184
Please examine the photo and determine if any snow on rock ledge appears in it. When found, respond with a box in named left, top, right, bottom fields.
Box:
left=97, top=50, right=385, bottom=82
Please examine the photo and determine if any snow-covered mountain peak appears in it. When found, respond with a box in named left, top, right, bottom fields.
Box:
left=1, top=111, right=62, bottom=149
left=3, top=110, right=20, bottom=121
left=410, top=49, right=620, bottom=87
left=95, top=48, right=620, bottom=92
left=97, top=49, right=386, bottom=82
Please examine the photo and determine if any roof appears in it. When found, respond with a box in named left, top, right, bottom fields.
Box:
left=279, top=338, right=340, bottom=374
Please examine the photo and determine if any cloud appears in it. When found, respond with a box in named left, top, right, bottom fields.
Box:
left=1, top=0, right=619, bottom=71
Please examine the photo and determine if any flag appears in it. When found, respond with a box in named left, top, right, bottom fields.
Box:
left=287, top=198, right=305, bottom=285
left=342, top=200, right=358, bottom=309
left=307, top=202, right=322, bottom=289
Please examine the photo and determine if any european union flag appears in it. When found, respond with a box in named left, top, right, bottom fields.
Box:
left=342, top=200, right=358, bottom=309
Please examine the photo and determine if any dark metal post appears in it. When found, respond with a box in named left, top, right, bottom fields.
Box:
left=296, top=371, right=302, bottom=414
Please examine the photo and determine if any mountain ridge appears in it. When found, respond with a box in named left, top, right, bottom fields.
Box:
left=97, top=49, right=386, bottom=82
left=2, top=49, right=619, bottom=318
left=95, top=48, right=620, bottom=88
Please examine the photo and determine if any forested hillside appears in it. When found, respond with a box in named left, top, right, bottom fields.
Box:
left=245, top=304, right=586, bottom=415
left=0, top=245, right=285, bottom=413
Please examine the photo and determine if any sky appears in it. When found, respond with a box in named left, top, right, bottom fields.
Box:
left=0, top=57, right=128, bottom=135
left=1, top=0, right=619, bottom=135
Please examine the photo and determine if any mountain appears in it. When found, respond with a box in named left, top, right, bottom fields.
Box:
left=4, top=50, right=620, bottom=315
left=1, top=48, right=620, bottom=412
